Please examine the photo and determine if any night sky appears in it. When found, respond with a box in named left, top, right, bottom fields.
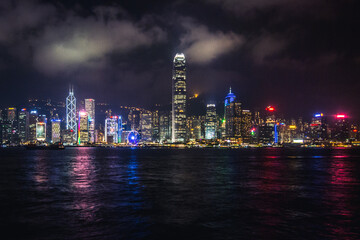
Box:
left=0, top=0, right=359, bottom=119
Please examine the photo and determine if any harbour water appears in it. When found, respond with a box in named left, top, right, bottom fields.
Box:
left=0, top=148, right=359, bottom=239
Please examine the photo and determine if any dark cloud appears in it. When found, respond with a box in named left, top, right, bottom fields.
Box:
left=0, top=0, right=359, bottom=118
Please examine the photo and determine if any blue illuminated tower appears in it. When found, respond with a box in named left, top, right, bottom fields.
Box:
left=66, top=85, right=77, bottom=144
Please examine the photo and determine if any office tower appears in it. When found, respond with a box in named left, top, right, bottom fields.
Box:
left=224, top=88, right=236, bottom=138
left=1, top=120, right=12, bottom=144
left=7, top=108, right=16, bottom=121
left=152, top=109, right=160, bottom=142
left=36, top=122, right=46, bottom=141
left=78, top=111, right=89, bottom=145
left=18, top=108, right=29, bottom=143
left=159, top=110, right=171, bottom=142
left=333, top=114, right=350, bottom=142
left=85, top=99, right=95, bottom=143
left=205, top=104, right=217, bottom=140
left=66, top=85, right=77, bottom=143
left=259, top=106, right=276, bottom=145
left=28, top=110, right=38, bottom=142
left=241, top=110, right=252, bottom=143
left=140, top=111, right=152, bottom=142
left=234, top=102, right=242, bottom=138
left=128, top=110, right=141, bottom=131
left=105, top=116, right=122, bottom=144
left=172, top=53, right=187, bottom=142
left=51, top=119, right=61, bottom=143
left=310, top=113, right=328, bottom=142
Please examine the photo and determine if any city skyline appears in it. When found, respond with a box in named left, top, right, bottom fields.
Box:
left=0, top=0, right=359, bottom=118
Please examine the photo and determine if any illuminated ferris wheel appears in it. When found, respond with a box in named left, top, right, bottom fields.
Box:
left=127, top=131, right=140, bottom=145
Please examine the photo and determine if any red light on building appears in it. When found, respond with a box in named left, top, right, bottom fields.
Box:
left=353, top=129, right=358, bottom=133
left=266, top=106, right=275, bottom=112
left=336, top=114, right=346, bottom=119
left=310, top=124, right=319, bottom=126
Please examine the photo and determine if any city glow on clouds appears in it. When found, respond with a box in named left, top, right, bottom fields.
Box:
left=180, top=19, right=244, bottom=64
left=33, top=12, right=166, bottom=75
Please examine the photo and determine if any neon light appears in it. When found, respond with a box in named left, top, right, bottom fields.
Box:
left=266, top=106, right=275, bottom=112
left=289, top=125, right=297, bottom=129
left=353, top=129, right=358, bottom=133
left=311, top=124, right=319, bottom=126
left=336, top=114, right=346, bottom=119
left=314, top=113, right=323, bottom=117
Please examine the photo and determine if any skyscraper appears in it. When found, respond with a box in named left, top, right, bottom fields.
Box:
left=36, top=122, right=46, bottom=141
left=172, top=53, right=187, bottom=142
left=51, top=119, right=61, bottom=143
left=224, top=88, right=236, bottom=138
left=85, top=99, right=95, bottom=143
left=28, top=110, right=38, bottom=142
left=78, top=111, right=89, bottom=145
left=66, top=85, right=77, bottom=144
left=205, top=104, right=217, bottom=140
left=18, top=108, right=29, bottom=143
left=140, top=111, right=152, bottom=142
left=105, top=116, right=122, bottom=144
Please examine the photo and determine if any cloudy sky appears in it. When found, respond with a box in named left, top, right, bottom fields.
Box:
left=0, top=0, right=359, bottom=118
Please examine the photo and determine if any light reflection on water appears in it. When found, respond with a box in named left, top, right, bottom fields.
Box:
left=0, top=148, right=359, bottom=239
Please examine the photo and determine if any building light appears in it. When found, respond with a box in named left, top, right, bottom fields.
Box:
left=336, top=114, right=346, bottom=119
left=266, top=106, right=275, bottom=112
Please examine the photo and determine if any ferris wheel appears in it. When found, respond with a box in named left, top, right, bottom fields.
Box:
left=127, top=130, right=140, bottom=145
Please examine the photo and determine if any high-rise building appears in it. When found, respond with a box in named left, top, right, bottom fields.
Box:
left=66, top=85, right=77, bottom=143
left=205, top=104, right=217, bottom=140
left=105, top=116, right=122, bottom=144
left=18, top=108, right=29, bottom=143
left=128, top=110, right=141, bottom=131
left=51, top=119, right=61, bottom=143
left=241, top=110, right=252, bottom=143
left=7, top=108, right=16, bottom=121
left=36, top=122, right=46, bottom=141
left=85, top=99, right=95, bottom=143
left=310, top=113, right=328, bottom=142
left=333, top=114, right=350, bottom=142
left=224, top=88, right=236, bottom=138
left=172, top=53, right=187, bottom=142
left=152, top=109, right=160, bottom=142
left=28, top=110, right=38, bottom=142
left=140, top=111, right=152, bottom=142
left=159, top=110, right=171, bottom=142
left=78, top=111, right=89, bottom=145
left=234, top=102, right=242, bottom=138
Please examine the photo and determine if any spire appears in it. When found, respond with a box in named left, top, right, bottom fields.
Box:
left=229, top=87, right=232, bottom=94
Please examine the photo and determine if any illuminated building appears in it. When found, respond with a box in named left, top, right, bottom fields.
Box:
left=66, top=85, right=77, bottom=143
left=224, top=88, right=236, bottom=138
left=333, top=114, right=350, bottom=142
left=105, top=116, right=122, bottom=144
left=187, top=116, right=203, bottom=140
left=241, top=110, right=252, bottom=143
left=28, top=110, right=38, bottom=142
left=7, top=108, right=16, bottom=121
left=310, top=113, right=328, bottom=143
left=205, top=104, right=217, bottom=139
left=128, top=110, right=141, bottom=131
left=51, top=119, right=61, bottom=143
left=151, top=109, right=160, bottom=142
left=140, top=111, right=152, bottom=142
left=85, top=99, right=95, bottom=143
left=159, top=111, right=171, bottom=142
left=172, top=53, right=187, bottom=142
left=234, top=102, right=242, bottom=138
left=78, top=111, right=89, bottom=145
left=18, top=108, right=29, bottom=143
left=259, top=106, right=276, bottom=145
left=36, top=122, right=46, bottom=141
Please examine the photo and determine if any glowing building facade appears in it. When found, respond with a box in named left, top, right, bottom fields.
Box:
left=51, top=119, right=61, bottom=143
left=18, top=108, right=29, bottom=143
left=36, top=122, right=46, bottom=141
left=172, top=53, right=187, bottom=142
left=105, top=116, right=122, bottom=144
left=205, top=104, right=217, bottom=139
left=66, top=85, right=77, bottom=143
left=140, top=111, right=152, bottom=142
left=78, top=111, right=89, bottom=145
left=85, top=99, right=95, bottom=143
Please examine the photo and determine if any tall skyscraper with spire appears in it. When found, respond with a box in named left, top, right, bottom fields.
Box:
left=66, top=85, right=77, bottom=143
left=172, top=53, right=187, bottom=142
left=85, top=99, right=95, bottom=143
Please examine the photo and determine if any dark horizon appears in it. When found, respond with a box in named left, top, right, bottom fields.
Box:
left=1, top=0, right=360, bottom=119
